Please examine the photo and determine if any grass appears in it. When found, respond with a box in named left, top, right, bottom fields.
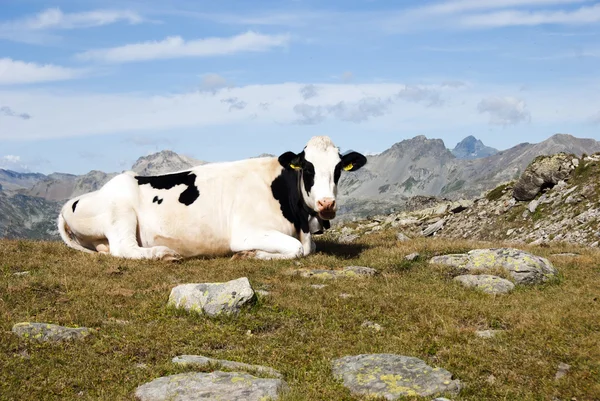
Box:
left=1, top=232, right=600, bottom=401
left=485, top=182, right=513, bottom=202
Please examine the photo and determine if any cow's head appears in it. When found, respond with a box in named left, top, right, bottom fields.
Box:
left=278, top=136, right=367, bottom=220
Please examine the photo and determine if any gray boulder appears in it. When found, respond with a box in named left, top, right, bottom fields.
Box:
left=423, top=219, right=445, bottom=236
left=454, top=275, right=515, bottom=294
left=12, top=322, right=92, bottom=343
left=168, top=277, right=256, bottom=317
left=295, top=266, right=378, bottom=279
left=429, top=248, right=558, bottom=285
left=513, top=153, right=574, bottom=201
left=173, top=355, right=283, bottom=379
left=135, top=371, right=288, bottom=401
left=332, top=354, right=461, bottom=399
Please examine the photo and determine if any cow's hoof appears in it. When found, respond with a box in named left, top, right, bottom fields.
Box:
left=154, top=246, right=182, bottom=262
left=231, top=250, right=257, bottom=260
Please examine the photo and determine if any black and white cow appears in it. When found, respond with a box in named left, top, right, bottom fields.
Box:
left=57, top=136, right=367, bottom=260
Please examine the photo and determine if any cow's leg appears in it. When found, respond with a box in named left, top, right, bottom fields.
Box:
left=300, top=231, right=316, bottom=256
left=104, top=206, right=181, bottom=261
left=230, top=230, right=304, bottom=260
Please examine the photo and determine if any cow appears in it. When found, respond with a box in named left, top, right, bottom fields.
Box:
left=57, top=136, right=367, bottom=261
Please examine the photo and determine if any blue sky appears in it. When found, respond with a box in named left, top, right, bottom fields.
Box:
left=0, top=0, right=599, bottom=174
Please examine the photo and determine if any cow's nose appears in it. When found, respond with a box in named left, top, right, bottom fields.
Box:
left=317, top=198, right=336, bottom=212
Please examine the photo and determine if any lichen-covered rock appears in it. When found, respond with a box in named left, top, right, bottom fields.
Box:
left=513, top=153, right=574, bottom=201
left=12, top=322, right=92, bottom=343
left=295, top=266, right=378, bottom=279
left=172, top=355, right=283, bottom=379
left=135, top=371, right=288, bottom=401
left=168, top=277, right=255, bottom=317
left=454, top=275, right=515, bottom=294
left=332, top=354, right=461, bottom=399
left=429, top=248, right=558, bottom=285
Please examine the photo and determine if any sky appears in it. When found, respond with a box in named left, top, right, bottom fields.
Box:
left=0, top=0, right=599, bottom=175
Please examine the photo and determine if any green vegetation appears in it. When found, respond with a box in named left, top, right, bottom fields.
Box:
left=485, top=182, right=513, bottom=202
left=1, top=234, right=599, bottom=400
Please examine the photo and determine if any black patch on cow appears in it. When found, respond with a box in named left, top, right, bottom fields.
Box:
left=271, top=167, right=311, bottom=235
left=152, top=196, right=163, bottom=205
left=71, top=200, right=79, bottom=213
left=135, top=171, right=199, bottom=206
left=302, top=159, right=315, bottom=194
left=277, top=150, right=316, bottom=195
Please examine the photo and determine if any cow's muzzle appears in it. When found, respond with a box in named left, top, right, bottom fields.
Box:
left=317, top=198, right=337, bottom=220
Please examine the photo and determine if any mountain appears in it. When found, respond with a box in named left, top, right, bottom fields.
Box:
left=131, top=150, right=206, bottom=176
left=451, top=136, right=498, bottom=160
left=2, top=133, right=600, bottom=238
left=336, top=133, right=600, bottom=219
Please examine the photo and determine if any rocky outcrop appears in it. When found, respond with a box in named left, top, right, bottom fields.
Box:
left=513, top=153, right=576, bottom=201
left=168, top=277, right=256, bottom=317
left=12, top=322, right=92, bottom=342
left=173, top=355, right=283, bottom=379
left=331, top=354, right=461, bottom=399
left=453, top=275, right=515, bottom=294
left=135, top=371, right=288, bottom=401
left=451, top=135, right=498, bottom=160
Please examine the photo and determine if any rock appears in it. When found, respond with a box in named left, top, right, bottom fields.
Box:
left=167, top=277, right=256, bottom=317
left=12, top=322, right=92, bottom=342
left=396, top=232, right=411, bottom=242
left=429, top=248, right=558, bottom=285
left=551, top=253, right=579, bottom=257
left=405, top=253, right=420, bottom=262
left=475, top=330, right=504, bottom=338
left=294, top=266, right=378, bottom=279
left=528, top=199, right=540, bottom=213
left=339, top=234, right=360, bottom=244
left=572, top=158, right=580, bottom=167
left=13, top=271, right=30, bottom=277
left=423, top=219, right=445, bottom=237
left=555, top=363, right=571, bottom=380
left=339, top=293, right=353, bottom=299
left=454, top=275, right=515, bottom=294
left=135, top=371, right=288, bottom=401
left=450, top=199, right=473, bottom=213
left=433, top=399, right=453, bottom=401
left=513, top=153, right=574, bottom=201
left=435, top=204, right=448, bottom=215
left=256, top=290, right=271, bottom=297
left=310, top=284, right=328, bottom=289
left=172, top=355, right=283, bottom=379
left=393, top=218, right=419, bottom=227
left=361, top=321, right=383, bottom=332
left=331, top=354, right=461, bottom=399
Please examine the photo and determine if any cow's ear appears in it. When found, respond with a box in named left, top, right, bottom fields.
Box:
left=278, top=151, right=304, bottom=171
left=340, top=151, right=367, bottom=172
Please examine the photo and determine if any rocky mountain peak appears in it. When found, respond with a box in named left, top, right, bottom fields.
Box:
left=386, top=135, right=451, bottom=158
left=131, top=150, right=206, bottom=176
left=451, top=136, right=498, bottom=160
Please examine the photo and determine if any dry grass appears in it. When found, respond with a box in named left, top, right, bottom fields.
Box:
left=1, top=232, right=599, bottom=400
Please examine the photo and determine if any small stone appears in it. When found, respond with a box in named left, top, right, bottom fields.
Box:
left=167, top=277, right=256, bottom=317
left=423, top=219, right=445, bottom=237
left=454, top=275, right=515, bottom=294
left=13, top=271, right=30, bottom=277
left=12, top=322, right=92, bottom=343
left=339, top=234, right=360, bottom=244
left=361, top=321, right=383, bottom=332
left=433, top=398, right=453, bottom=401
left=135, top=371, right=288, bottom=401
left=339, top=293, right=353, bottom=299
left=342, top=266, right=379, bottom=277
left=475, top=330, right=503, bottom=338
left=256, top=290, right=271, bottom=297
left=506, top=229, right=515, bottom=236
left=332, top=354, right=461, bottom=399
left=311, top=284, right=328, bottom=290
left=435, top=204, right=448, bottom=215
left=405, top=252, right=420, bottom=262
left=555, top=363, right=571, bottom=380
left=528, top=199, right=539, bottom=213
left=173, top=355, right=283, bottom=379
left=396, top=232, right=411, bottom=242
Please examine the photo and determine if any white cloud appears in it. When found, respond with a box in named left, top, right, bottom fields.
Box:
left=0, top=8, right=144, bottom=43
left=477, top=96, right=531, bottom=126
left=1, top=106, right=31, bottom=120
left=0, top=155, right=30, bottom=173
left=460, top=3, right=600, bottom=27
left=199, top=73, right=232, bottom=93
left=0, top=81, right=596, bottom=142
left=76, top=31, right=291, bottom=63
left=300, top=84, right=319, bottom=100
left=419, top=0, right=592, bottom=14
left=0, top=58, right=85, bottom=85
left=396, top=85, right=444, bottom=107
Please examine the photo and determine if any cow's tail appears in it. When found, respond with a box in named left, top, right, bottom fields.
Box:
left=57, top=211, right=94, bottom=254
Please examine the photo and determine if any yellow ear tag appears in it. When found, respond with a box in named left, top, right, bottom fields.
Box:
left=343, top=163, right=354, bottom=171
left=290, top=163, right=302, bottom=170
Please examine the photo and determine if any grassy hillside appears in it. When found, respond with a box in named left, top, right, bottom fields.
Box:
left=1, top=233, right=599, bottom=400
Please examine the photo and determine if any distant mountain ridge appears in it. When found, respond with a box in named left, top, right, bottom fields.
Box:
left=451, top=135, right=498, bottom=160
left=1, top=134, right=599, bottom=238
